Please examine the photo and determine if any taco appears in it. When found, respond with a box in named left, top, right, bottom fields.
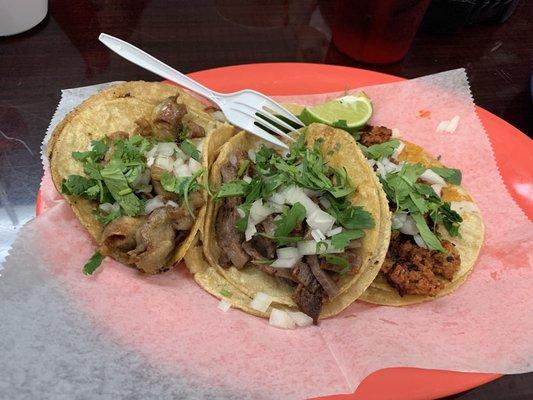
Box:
left=286, top=101, right=484, bottom=306
left=199, top=123, right=391, bottom=323
left=48, top=81, right=235, bottom=274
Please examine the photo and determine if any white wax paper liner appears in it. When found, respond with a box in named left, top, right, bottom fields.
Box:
left=1, top=69, right=531, bottom=399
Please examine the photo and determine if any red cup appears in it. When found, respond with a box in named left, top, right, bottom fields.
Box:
left=332, top=0, right=430, bottom=64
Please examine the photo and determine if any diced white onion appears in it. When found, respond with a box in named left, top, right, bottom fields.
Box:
left=311, top=229, right=326, bottom=242
left=269, top=192, right=286, bottom=205
left=376, top=161, right=387, bottom=178
left=367, top=159, right=376, bottom=168
left=269, top=309, right=296, bottom=329
left=217, top=299, right=231, bottom=312
left=146, top=156, right=155, bottom=168
left=249, top=199, right=274, bottom=224
left=382, top=158, right=402, bottom=174
left=436, top=120, right=450, bottom=133
left=236, top=207, right=246, bottom=218
left=392, top=141, right=405, bottom=160
left=276, top=247, right=300, bottom=259
left=391, top=212, right=407, bottom=230
left=287, top=311, right=313, bottom=327
left=243, top=175, right=252, bottom=183
left=267, top=201, right=285, bottom=213
left=413, top=234, right=428, bottom=249
left=166, top=200, right=179, bottom=208
left=188, top=157, right=202, bottom=174
left=281, top=186, right=320, bottom=215
left=99, top=202, right=120, bottom=213
left=144, top=196, right=165, bottom=215
left=303, top=189, right=323, bottom=198
left=431, top=183, right=444, bottom=197
left=451, top=201, right=479, bottom=213
left=399, top=215, right=419, bottom=235
left=297, top=240, right=342, bottom=255
left=156, top=142, right=178, bottom=157
left=419, top=169, right=446, bottom=185
left=307, top=209, right=336, bottom=233
left=247, top=149, right=256, bottom=163
left=154, top=155, right=174, bottom=172
left=319, top=196, right=331, bottom=210
left=326, top=226, right=342, bottom=237
left=174, top=163, right=192, bottom=177
left=250, top=292, right=273, bottom=313
left=391, top=128, right=400, bottom=138
left=245, top=222, right=257, bottom=242
left=145, top=146, right=158, bottom=160
left=229, top=154, right=238, bottom=166
left=211, top=110, right=227, bottom=122
left=446, top=116, right=460, bottom=133
left=270, top=257, right=301, bottom=269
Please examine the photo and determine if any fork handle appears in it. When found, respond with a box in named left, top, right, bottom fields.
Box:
left=99, top=33, right=220, bottom=103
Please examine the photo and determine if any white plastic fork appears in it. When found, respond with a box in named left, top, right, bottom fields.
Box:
left=99, top=33, right=303, bottom=149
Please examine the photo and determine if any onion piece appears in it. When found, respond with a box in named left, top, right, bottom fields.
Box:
left=154, top=155, right=174, bottom=172
left=391, top=212, right=407, bottom=230
left=229, top=154, right=238, bottom=166
left=166, top=200, right=179, bottom=208
left=303, top=188, right=323, bottom=198
left=243, top=175, right=252, bottom=183
left=307, top=209, right=336, bottom=233
left=281, top=186, right=320, bottom=215
left=269, top=192, right=286, bottom=205
left=156, top=142, right=177, bottom=157
left=247, top=149, right=256, bottom=163
left=326, top=226, right=342, bottom=237
left=174, top=163, right=192, bottom=177
left=245, top=222, right=257, bottom=242
left=250, top=292, right=273, bottom=313
left=399, top=215, right=418, bottom=235
left=311, top=229, right=326, bottom=242
left=217, top=299, right=231, bottom=312
left=99, top=202, right=120, bottom=213
left=270, top=257, right=301, bottom=269
left=269, top=309, right=296, bottom=330
left=267, top=201, right=285, bottom=213
left=287, top=311, right=313, bottom=327
left=392, top=141, right=405, bottom=160
left=419, top=169, right=446, bottom=185
left=249, top=199, right=274, bottom=224
left=376, top=160, right=387, bottom=179
left=431, top=183, right=444, bottom=197
left=451, top=201, right=478, bottom=213
left=188, top=157, right=202, bottom=174
left=391, top=128, right=400, bottom=137
left=446, top=115, right=460, bottom=133
left=367, top=159, right=376, bottom=168
left=413, top=234, right=428, bottom=249
left=144, top=196, right=165, bottom=215
left=276, top=247, right=300, bottom=259
left=319, top=196, right=331, bottom=210
left=297, top=240, right=342, bottom=255
left=236, top=207, right=246, bottom=218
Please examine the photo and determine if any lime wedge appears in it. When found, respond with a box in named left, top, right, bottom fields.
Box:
left=299, top=92, right=372, bottom=130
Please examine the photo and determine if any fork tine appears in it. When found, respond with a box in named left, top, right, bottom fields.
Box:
left=233, top=101, right=300, bottom=133
left=249, top=92, right=304, bottom=127
left=246, top=124, right=289, bottom=149
left=230, top=106, right=294, bottom=141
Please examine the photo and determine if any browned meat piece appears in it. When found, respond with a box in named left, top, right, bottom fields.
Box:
left=293, top=283, right=324, bottom=324
left=134, top=118, right=152, bottom=137
left=184, top=121, right=206, bottom=138
left=382, top=232, right=461, bottom=296
left=151, top=97, right=187, bottom=140
left=106, top=131, right=129, bottom=140
left=241, top=242, right=295, bottom=283
left=166, top=192, right=204, bottom=231
left=320, top=249, right=362, bottom=275
left=216, top=202, right=249, bottom=269
left=306, top=255, right=339, bottom=300
left=150, top=166, right=166, bottom=181
left=259, top=215, right=276, bottom=236
left=101, top=216, right=146, bottom=253
left=292, top=261, right=315, bottom=287
left=249, top=221, right=277, bottom=259
left=152, top=180, right=179, bottom=202
left=128, top=208, right=176, bottom=274
left=359, top=125, right=393, bottom=147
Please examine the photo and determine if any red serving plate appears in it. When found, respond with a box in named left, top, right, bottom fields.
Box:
left=36, top=63, right=533, bottom=399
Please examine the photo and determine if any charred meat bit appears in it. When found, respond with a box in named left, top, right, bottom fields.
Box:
left=359, top=125, right=393, bottom=147
left=152, top=180, right=179, bottom=202
left=241, top=242, right=296, bottom=283
left=128, top=208, right=176, bottom=274
left=292, top=260, right=316, bottom=287
left=101, top=216, right=146, bottom=253
left=106, top=131, right=129, bottom=140
left=306, top=255, right=339, bottom=300
left=382, top=232, right=461, bottom=296
left=184, top=121, right=206, bottom=138
left=134, top=118, right=152, bottom=137
left=151, top=97, right=187, bottom=140
left=167, top=192, right=204, bottom=231
left=216, top=202, right=249, bottom=268
left=293, top=283, right=324, bottom=324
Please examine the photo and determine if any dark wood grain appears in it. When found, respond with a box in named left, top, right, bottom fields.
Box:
left=0, top=1, right=531, bottom=399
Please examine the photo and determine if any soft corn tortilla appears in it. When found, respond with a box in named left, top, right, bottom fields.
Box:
left=199, top=123, right=391, bottom=319
left=359, top=140, right=485, bottom=305
left=48, top=80, right=236, bottom=269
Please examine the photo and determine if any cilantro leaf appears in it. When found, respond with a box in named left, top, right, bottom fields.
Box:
left=181, top=139, right=201, bottom=162
left=330, top=229, right=364, bottom=250
left=237, top=159, right=250, bottom=178
left=100, top=165, right=144, bottom=216
left=83, top=251, right=104, bottom=275
left=72, top=139, right=109, bottom=162
left=62, top=175, right=99, bottom=200
left=359, top=139, right=400, bottom=160
left=216, top=180, right=249, bottom=198
left=219, top=289, right=232, bottom=297
left=430, top=167, right=462, bottom=185
left=410, top=213, right=445, bottom=252
left=274, top=202, right=306, bottom=245
left=319, top=254, right=350, bottom=273
left=160, top=169, right=203, bottom=217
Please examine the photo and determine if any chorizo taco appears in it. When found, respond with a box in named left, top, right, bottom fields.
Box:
left=287, top=98, right=484, bottom=306
left=48, top=81, right=235, bottom=275
left=197, top=123, right=391, bottom=324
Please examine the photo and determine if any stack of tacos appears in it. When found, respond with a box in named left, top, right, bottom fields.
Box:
left=49, top=81, right=483, bottom=326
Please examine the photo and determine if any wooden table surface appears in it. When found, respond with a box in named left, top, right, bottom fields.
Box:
left=0, top=1, right=531, bottom=399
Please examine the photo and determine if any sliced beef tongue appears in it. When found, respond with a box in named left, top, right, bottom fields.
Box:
left=216, top=202, right=249, bottom=269
left=306, top=255, right=340, bottom=300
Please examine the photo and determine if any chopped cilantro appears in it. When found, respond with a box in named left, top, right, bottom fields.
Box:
left=83, top=251, right=104, bottom=275
left=330, top=229, right=364, bottom=250
left=359, top=139, right=400, bottom=160
left=181, top=139, right=201, bottom=162
left=219, top=289, right=232, bottom=298
left=274, top=203, right=306, bottom=245
left=430, top=167, right=462, bottom=185
left=237, top=159, right=250, bottom=178
left=160, top=169, right=204, bottom=217
left=217, top=180, right=248, bottom=198
left=100, top=165, right=144, bottom=216
left=319, top=254, right=350, bottom=273
left=411, top=213, right=445, bottom=252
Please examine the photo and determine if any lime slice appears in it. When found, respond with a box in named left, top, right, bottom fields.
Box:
left=299, top=92, right=372, bottom=130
